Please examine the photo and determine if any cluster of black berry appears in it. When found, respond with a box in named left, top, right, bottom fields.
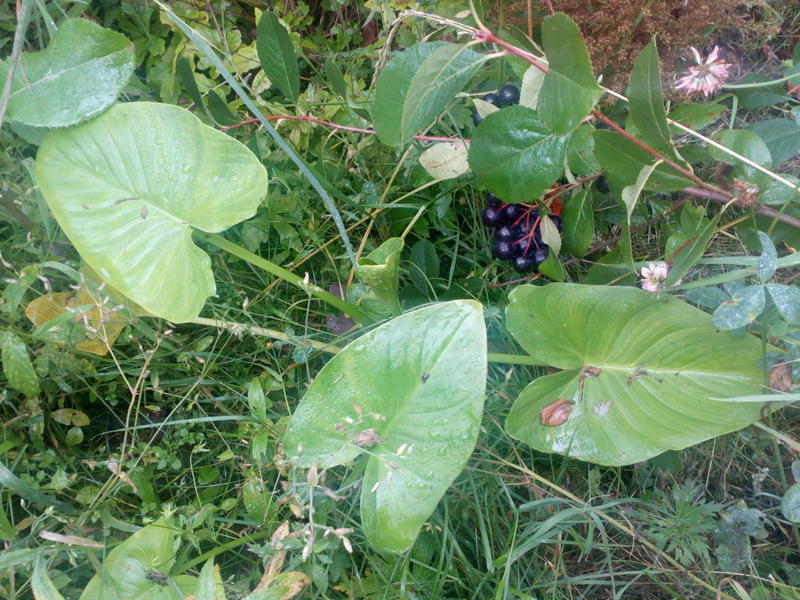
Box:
left=482, top=192, right=562, bottom=273
left=472, top=84, right=520, bottom=125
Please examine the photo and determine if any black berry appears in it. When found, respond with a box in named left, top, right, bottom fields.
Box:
left=596, top=175, right=610, bottom=193
left=482, top=206, right=504, bottom=227
left=532, top=245, right=550, bottom=267
left=494, top=239, right=517, bottom=260
left=482, top=92, right=501, bottom=107
left=498, top=84, right=520, bottom=106
left=512, top=255, right=537, bottom=273
left=485, top=191, right=501, bottom=205
left=549, top=215, right=562, bottom=231
left=514, top=236, right=532, bottom=256
left=501, top=203, right=524, bottom=223
left=472, top=110, right=483, bottom=126
left=495, top=225, right=515, bottom=240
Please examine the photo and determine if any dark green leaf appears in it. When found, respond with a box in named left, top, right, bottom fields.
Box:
left=749, top=118, right=800, bottom=167
left=1, top=331, right=39, bottom=396
left=256, top=11, right=300, bottom=101
left=566, top=123, right=600, bottom=176
left=324, top=57, right=348, bottom=98
left=205, top=91, right=238, bottom=126
left=756, top=231, right=777, bottom=283
left=0, top=19, right=134, bottom=127
left=176, top=56, right=209, bottom=119
left=711, top=285, right=766, bottom=330
left=755, top=174, right=800, bottom=206
left=668, top=101, right=727, bottom=132
left=505, top=284, right=766, bottom=465
left=767, top=284, right=800, bottom=322
left=408, top=239, right=440, bottom=295
left=684, top=286, right=727, bottom=309
left=374, top=43, right=484, bottom=147
left=469, top=106, right=570, bottom=202
left=538, top=13, right=602, bottom=133
left=33, top=554, right=64, bottom=600
left=732, top=73, right=788, bottom=109
left=562, top=188, right=594, bottom=257
left=627, top=39, right=676, bottom=158
left=593, top=130, right=694, bottom=194
left=284, top=301, right=487, bottom=553
left=665, top=212, right=720, bottom=286
left=709, top=130, right=772, bottom=176
left=0, top=460, right=77, bottom=513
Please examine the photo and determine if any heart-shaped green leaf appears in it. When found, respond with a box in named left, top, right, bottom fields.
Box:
left=374, top=43, right=484, bottom=147
left=357, top=237, right=404, bottom=317
left=34, top=102, right=268, bottom=323
left=284, top=300, right=487, bottom=553
left=505, top=284, right=766, bottom=466
left=468, top=106, right=570, bottom=202
left=0, top=19, right=134, bottom=127
left=80, top=518, right=197, bottom=600
left=537, top=13, right=602, bottom=133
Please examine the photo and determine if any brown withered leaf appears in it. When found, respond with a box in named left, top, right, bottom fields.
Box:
left=769, top=363, right=792, bottom=392
left=539, top=398, right=572, bottom=427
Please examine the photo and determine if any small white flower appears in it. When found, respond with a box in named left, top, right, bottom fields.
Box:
left=640, top=262, right=669, bottom=293
left=675, top=46, right=733, bottom=97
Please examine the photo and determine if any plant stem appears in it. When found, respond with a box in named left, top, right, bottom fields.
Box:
left=191, top=316, right=343, bottom=353
left=197, top=232, right=372, bottom=325
left=0, top=0, right=33, bottom=130
left=723, top=72, right=800, bottom=89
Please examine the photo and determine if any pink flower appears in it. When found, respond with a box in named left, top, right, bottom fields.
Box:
left=640, top=262, right=669, bottom=293
left=675, top=46, right=733, bottom=97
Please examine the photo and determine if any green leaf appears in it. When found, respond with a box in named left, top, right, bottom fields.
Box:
left=197, top=560, right=226, bottom=600
left=0, top=460, right=77, bottom=513
left=176, top=56, right=210, bottom=121
left=80, top=518, right=197, bottom=600
left=243, top=572, right=309, bottom=600
left=408, top=239, right=440, bottom=295
left=665, top=212, right=721, bottom=287
left=256, top=11, right=299, bottom=101
left=709, top=130, right=772, bottom=177
left=0, top=19, right=134, bottom=127
left=519, top=65, right=545, bottom=110
left=562, top=187, right=594, bottom=257
left=593, top=130, right=694, bottom=194
left=711, top=285, right=766, bottom=330
left=358, top=237, right=404, bottom=317
left=781, top=483, right=800, bottom=523
left=284, top=301, right=487, bottom=553
left=756, top=231, right=777, bottom=283
left=733, top=73, right=789, bottom=109
left=505, top=284, right=766, bottom=465
left=324, top=57, right=348, bottom=98
left=627, top=39, right=676, bottom=158
left=749, top=118, right=800, bottom=167
left=565, top=123, right=600, bottom=177
left=538, top=13, right=602, bottom=133
left=767, top=284, right=800, bottom=322
left=539, top=215, right=561, bottom=256
left=374, top=43, right=484, bottom=147
left=755, top=173, right=800, bottom=206
left=668, top=101, right=727, bottom=132
left=34, top=102, right=268, bottom=323
left=620, top=162, right=661, bottom=269
left=468, top=106, right=570, bottom=202
left=32, top=554, right=64, bottom=600
left=1, top=331, right=40, bottom=396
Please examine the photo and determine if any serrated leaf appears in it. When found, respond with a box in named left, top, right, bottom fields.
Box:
left=0, top=19, right=134, bottom=127
left=711, top=285, right=766, bottom=330
left=374, top=43, right=484, bottom=147
left=562, top=187, right=594, bottom=257
left=284, top=301, right=487, bottom=553
left=34, top=102, right=268, bottom=323
left=505, top=284, right=767, bottom=465
left=766, top=284, right=800, bottom=322
left=468, top=106, right=569, bottom=202
left=756, top=231, right=777, bottom=283
left=1, top=332, right=40, bottom=396
left=627, top=40, right=677, bottom=159
left=538, top=13, right=602, bottom=133
left=593, top=130, right=694, bottom=194
left=418, top=141, right=470, bottom=179
left=519, top=65, right=546, bottom=109
left=357, top=237, right=404, bottom=317
left=256, top=12, right=299, bottom=101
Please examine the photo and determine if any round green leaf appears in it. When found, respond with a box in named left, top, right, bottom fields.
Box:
left=468, top=106, right=570, bottom=203
left=711, top=285, right=766, bottom=330
left=767, top=283, right=800, bottom=323
left=284, top=300, right=487, bottom=553
left=505, top=284, right=766, bottom=465
left=781, top=483, right=800, bottom=523
left=0, top=19, right=134, bottom=127
left=35, top=102, right=268, bottom=323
